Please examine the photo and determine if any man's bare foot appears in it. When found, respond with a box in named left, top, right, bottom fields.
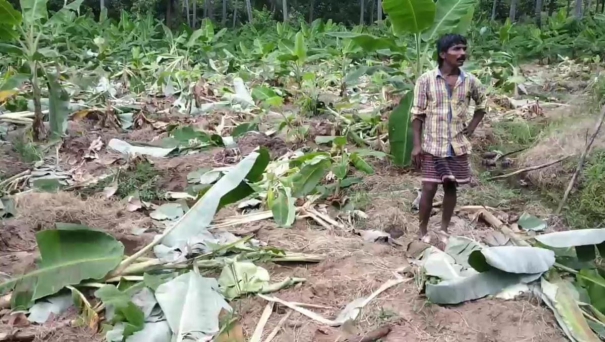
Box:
left=418, top=230, right=431, bottom=244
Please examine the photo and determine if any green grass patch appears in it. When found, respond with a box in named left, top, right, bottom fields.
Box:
left=489, top=119, right=544, bottom=153
left=561, top=151, right=605, bottom=229
left=13, top=136, right=43, bottom=163
left=81, top=161, right=165, bottom=202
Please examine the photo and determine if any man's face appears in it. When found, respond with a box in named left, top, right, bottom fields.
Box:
left=441, top=43, right=467, bottom=67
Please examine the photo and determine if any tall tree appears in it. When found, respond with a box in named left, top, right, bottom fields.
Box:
left=246, top=0, right=253, bottom=23
left=509, top=0, right=517, bottom=21
left=377, top=0, right=382, bottom=23
left=308, top=0, right=315, bottom=22
left=491, top=0, right=499, bottom=20
left=282, top=0, right=287, bottom=22
left=185, top=0, right=191, bottom=26
left=233, top=0, right=238, bottom=26
left=370, top=0, right=374, bottom=23
left=575, top=0, right=583, bottom=17
left=192, top=0, right=197, bottom=27
left=535, top=0, right=543, bottom=27
left=359, top=0, right=364, bottom=24
left=222, top=0, right=228, bottom=25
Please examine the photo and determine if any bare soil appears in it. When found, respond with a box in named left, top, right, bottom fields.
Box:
left=0, top=142, right=30, bottom=179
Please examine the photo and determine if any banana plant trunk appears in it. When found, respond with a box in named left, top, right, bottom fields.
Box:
left=282, top=0, right=288, bottom=22
left=31, top=67, right=45, bottom=142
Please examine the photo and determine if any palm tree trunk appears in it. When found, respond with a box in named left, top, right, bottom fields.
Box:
left=282, top=0, right=288, bottom=22
left=222, top=0, right=227, bottom=25
left=377, top=0, right=382, bottom=23
left=308, top=0, right=314, bottom=22
left=575, top=0, right=583, bottom=17
left=370, top=0, right=374, bottom=23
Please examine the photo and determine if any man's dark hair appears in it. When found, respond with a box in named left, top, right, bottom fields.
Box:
left=436, top=34, right=467, bottom=66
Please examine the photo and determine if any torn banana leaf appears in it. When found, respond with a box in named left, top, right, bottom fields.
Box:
left=425, top=270, right=542, bottom=305
left=538, top=277, right=601, bottom=342
left=218, top=261, right=270, bottom=300
left=28, top=293, right=73, bottom=324
left=468, top=246, right=555, bottom=274
left=535, top=229, right=605, bottom=262
left=0, top=226, right=124, bottom=305
left=444, top=236, right=483, bottom=268
left=156, top=269, right=231, bottom=340
left=161, top=148, right=269, bottom=247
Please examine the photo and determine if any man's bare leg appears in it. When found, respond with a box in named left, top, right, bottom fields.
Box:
left=418, top=182, right=438, bottom=238
left=441, top=181, right=457, bottom=232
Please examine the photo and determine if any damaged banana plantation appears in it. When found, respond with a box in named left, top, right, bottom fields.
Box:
left=2, top=0, right=605, bottom=341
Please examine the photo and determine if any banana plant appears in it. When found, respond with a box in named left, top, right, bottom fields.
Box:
left=0, top=0, right=76, bottom=141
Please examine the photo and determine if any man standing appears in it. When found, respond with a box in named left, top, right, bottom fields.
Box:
left=411, top=34, right=487, bottom=241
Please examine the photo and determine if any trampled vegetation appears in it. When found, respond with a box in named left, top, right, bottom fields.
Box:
left=2, top=0, right=605, bottom=341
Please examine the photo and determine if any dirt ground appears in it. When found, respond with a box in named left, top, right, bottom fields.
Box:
left=0, top=153, right=566, bottom=342
left=0, top=101, right=570, bottom=342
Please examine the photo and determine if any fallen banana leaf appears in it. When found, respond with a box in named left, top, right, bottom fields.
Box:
left=539, top=277, right=600, bottom=342
left=0, top=225, right=124, bottom=305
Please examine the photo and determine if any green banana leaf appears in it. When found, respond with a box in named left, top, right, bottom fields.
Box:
left=20, top=0, right=48, bottom=24
left=0, top=226, right=125, bottom=306
left=540, top=276, right=601, bottom=342
left=535, top=229, right=605, bottom=262
left=422, top=0, right=476, bottom=42
left=162, top=148, right=269, bottom=247
left=382, top=0, right=436, bottom=35
left=388, top=90, right=414, bottom=166
left=468, top=246, right=555, bottom=274
left=47, top=72, right=70, bottom=139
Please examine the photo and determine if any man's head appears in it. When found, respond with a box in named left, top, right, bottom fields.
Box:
left=437, top=34, right=467, bottom=68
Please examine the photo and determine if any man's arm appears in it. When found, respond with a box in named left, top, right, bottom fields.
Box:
left=410, top=75, right=427, bottom=168
left=465, top=77, right=487, bottom=136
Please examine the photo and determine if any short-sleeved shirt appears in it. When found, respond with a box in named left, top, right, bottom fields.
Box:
left=411, top=68, right=487, bottom=158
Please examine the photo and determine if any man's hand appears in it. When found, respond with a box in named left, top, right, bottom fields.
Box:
left=412, top=146, right=422, bottom=170
left=462, top=126, right=474, bottom=137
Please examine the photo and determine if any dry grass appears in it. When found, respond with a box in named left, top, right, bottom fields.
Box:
left=13, top=191, right=153, bottom=234
left=514, top=91, right=605, bottom=189
left=519, top=112, right=603, bottom=189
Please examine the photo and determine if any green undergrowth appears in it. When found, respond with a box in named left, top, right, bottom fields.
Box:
left=13, top=135, right=44, bottom=163
left=81, top=161, right=165, bottom=202
left=560, top=151, right=605, bottom=228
